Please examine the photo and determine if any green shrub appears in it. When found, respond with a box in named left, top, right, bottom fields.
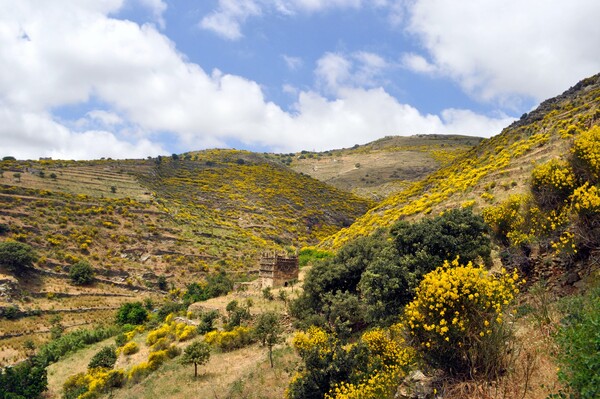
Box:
left=115, top=302, right=148, bottom=325
left=197, top=310, right=220, bottom=334
left=0, top=241, right=38, bottom=274
left=69, top=260, right=95, bottom=285
left=553, top=287, right=600, bottom=398
left=38, top=325, right=119, bottom=366
left=298, top=247, right=333, bottom=266
left=0, top=357, right=47, bottom=399
left=88, top=346, right=117, bottom=369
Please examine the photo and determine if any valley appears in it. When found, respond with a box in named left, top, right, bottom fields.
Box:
left=1, top=73, right=600, bottom=399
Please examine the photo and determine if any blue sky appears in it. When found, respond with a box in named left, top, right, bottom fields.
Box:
left=1, top=0, right=599, bottom=159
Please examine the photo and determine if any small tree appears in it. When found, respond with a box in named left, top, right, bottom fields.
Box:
left=181, top=341, right=210, bottom=377
left=254, top=312, right=283, bottom=368
left=69, top=261, right=94, bottom=285
left=0, top=241, right=38, bottom=274
left=110, top=186, right=117, bottom=194
left=13, top=172, right=21, bottom=182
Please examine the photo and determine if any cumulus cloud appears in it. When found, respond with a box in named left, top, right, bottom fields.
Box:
left=0, top=107, right=165, bottom=160
left=0, top=0, right=515, bottom=159
left=315, top=51, right=391, bottom=94
left=136, top=0, right=167, bottom=28
left=403, top=0, right=600, bottom=103
left=200, top=0, right=365, bottom=39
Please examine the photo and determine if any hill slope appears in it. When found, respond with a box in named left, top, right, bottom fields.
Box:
left=0, top=151, right=371, bottom=364
left=270, top=135, right=482, bottom=200
left=322, top=74, right=600, bottom=249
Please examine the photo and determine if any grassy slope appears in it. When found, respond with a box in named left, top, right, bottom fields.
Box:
left=272, top=135, right=482, bottom=200
left=44, top=282, right=303, bottom=399
left=322, top=74, right=600, bottom=249
left=0, top=152, right=370, bottom=365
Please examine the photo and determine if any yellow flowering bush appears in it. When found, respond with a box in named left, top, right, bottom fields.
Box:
left=570, top=182, right=600, bottom=217
left=204, top=326, right=255, bottom=351
left=571, top=125, right=600, bottom=182
left=287, top=326, right=415, bottom=399
left=127, top=361, right=152, bottom=383
left=325, top=327, right=415, bottom=399
left=531, top=160, right=577, bottom=209
left=146, top=314, right=197, bottom=347
left=63, top=368, right=124, bottom=399
left=291, top=326, right=332, bottom=358
left=404, top=259, right=521, bottom=377
left=119, top=341, right=139, bottom=356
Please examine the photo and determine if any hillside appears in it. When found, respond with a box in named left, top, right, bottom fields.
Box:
left=323, top=74, right=600, bottom=249
left=269, top=135, right=482, bottom=200
left=0, top=151, right=371, bottom=365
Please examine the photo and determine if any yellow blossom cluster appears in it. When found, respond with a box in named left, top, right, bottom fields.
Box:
left=291, top=326, right=333, bottom=359
left=531, top=159, right=577, bottom=204
left=325, top=327, right=415, bottom=399
left=204, top=326, right=254, bottom=351
left=403, top=259, right=521, bottom=373
left=572, top=125, right=600, bottom=181
left=145, top=314, right=197, bottom=346
left=63, top=367, right=125, bottom=399
left=570, top=182, right=600, bottom=216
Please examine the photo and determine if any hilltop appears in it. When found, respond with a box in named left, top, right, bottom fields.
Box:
left=323, top=74, right=600, bottom=249
left=268, top=135, right=482, bottom=200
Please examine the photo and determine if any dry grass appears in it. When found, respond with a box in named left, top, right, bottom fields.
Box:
left=108, top=340, right=297, bottom=399
left=436, top=311, right=562, bottom=399
left=46, top=337, right=117, bottom=398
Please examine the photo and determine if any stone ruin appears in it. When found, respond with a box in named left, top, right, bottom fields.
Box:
left=259, top=252, right=299, bottom=288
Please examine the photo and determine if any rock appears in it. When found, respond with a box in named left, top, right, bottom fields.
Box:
left=395, top=370, right=438, bottom=399
left=565, top=271, right=580, bottom=285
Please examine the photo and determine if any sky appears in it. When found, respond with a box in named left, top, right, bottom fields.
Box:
left=1, top=1, right=599, bottom=160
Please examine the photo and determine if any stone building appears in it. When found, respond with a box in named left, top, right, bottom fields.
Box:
left=259, top=253, right=299, bottom=288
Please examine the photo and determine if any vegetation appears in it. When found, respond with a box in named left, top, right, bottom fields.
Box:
left=552, top=287, right=600, bottom=398
left=180, top=341, right=211, bottom=378
left=115, top=302, right=148, bottom=325
left=254, top=312, right=283, bottom=368
left=88, top=346, right=117, bottom=370
left=404, top=259, right=521, bottom=378
left=0, top=241, right=38, bottom=274
left=69, top=260, right=95, bottom=285
left=0, top=357, right=47, bottom=399
left=291, top=208, right=491, bottom=329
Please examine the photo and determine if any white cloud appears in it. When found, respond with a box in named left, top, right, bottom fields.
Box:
left=199, top=0, right=261, bottom=40
left=0, top=107, right=165, bottom=160
left=135, top=0, right=167, bottom=28
left=200, top=0, right=365, bottom=39
left=282, top=55, right=303, bottom=71
left=0, top=0, right=515, bottom=160
left=315, top=51, right=391, bottom=94
left=403, top=0, right=600, bottom=102
left=86, top=110, right=123, bottom=126
left=401, top=53, right=436, bottom=74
